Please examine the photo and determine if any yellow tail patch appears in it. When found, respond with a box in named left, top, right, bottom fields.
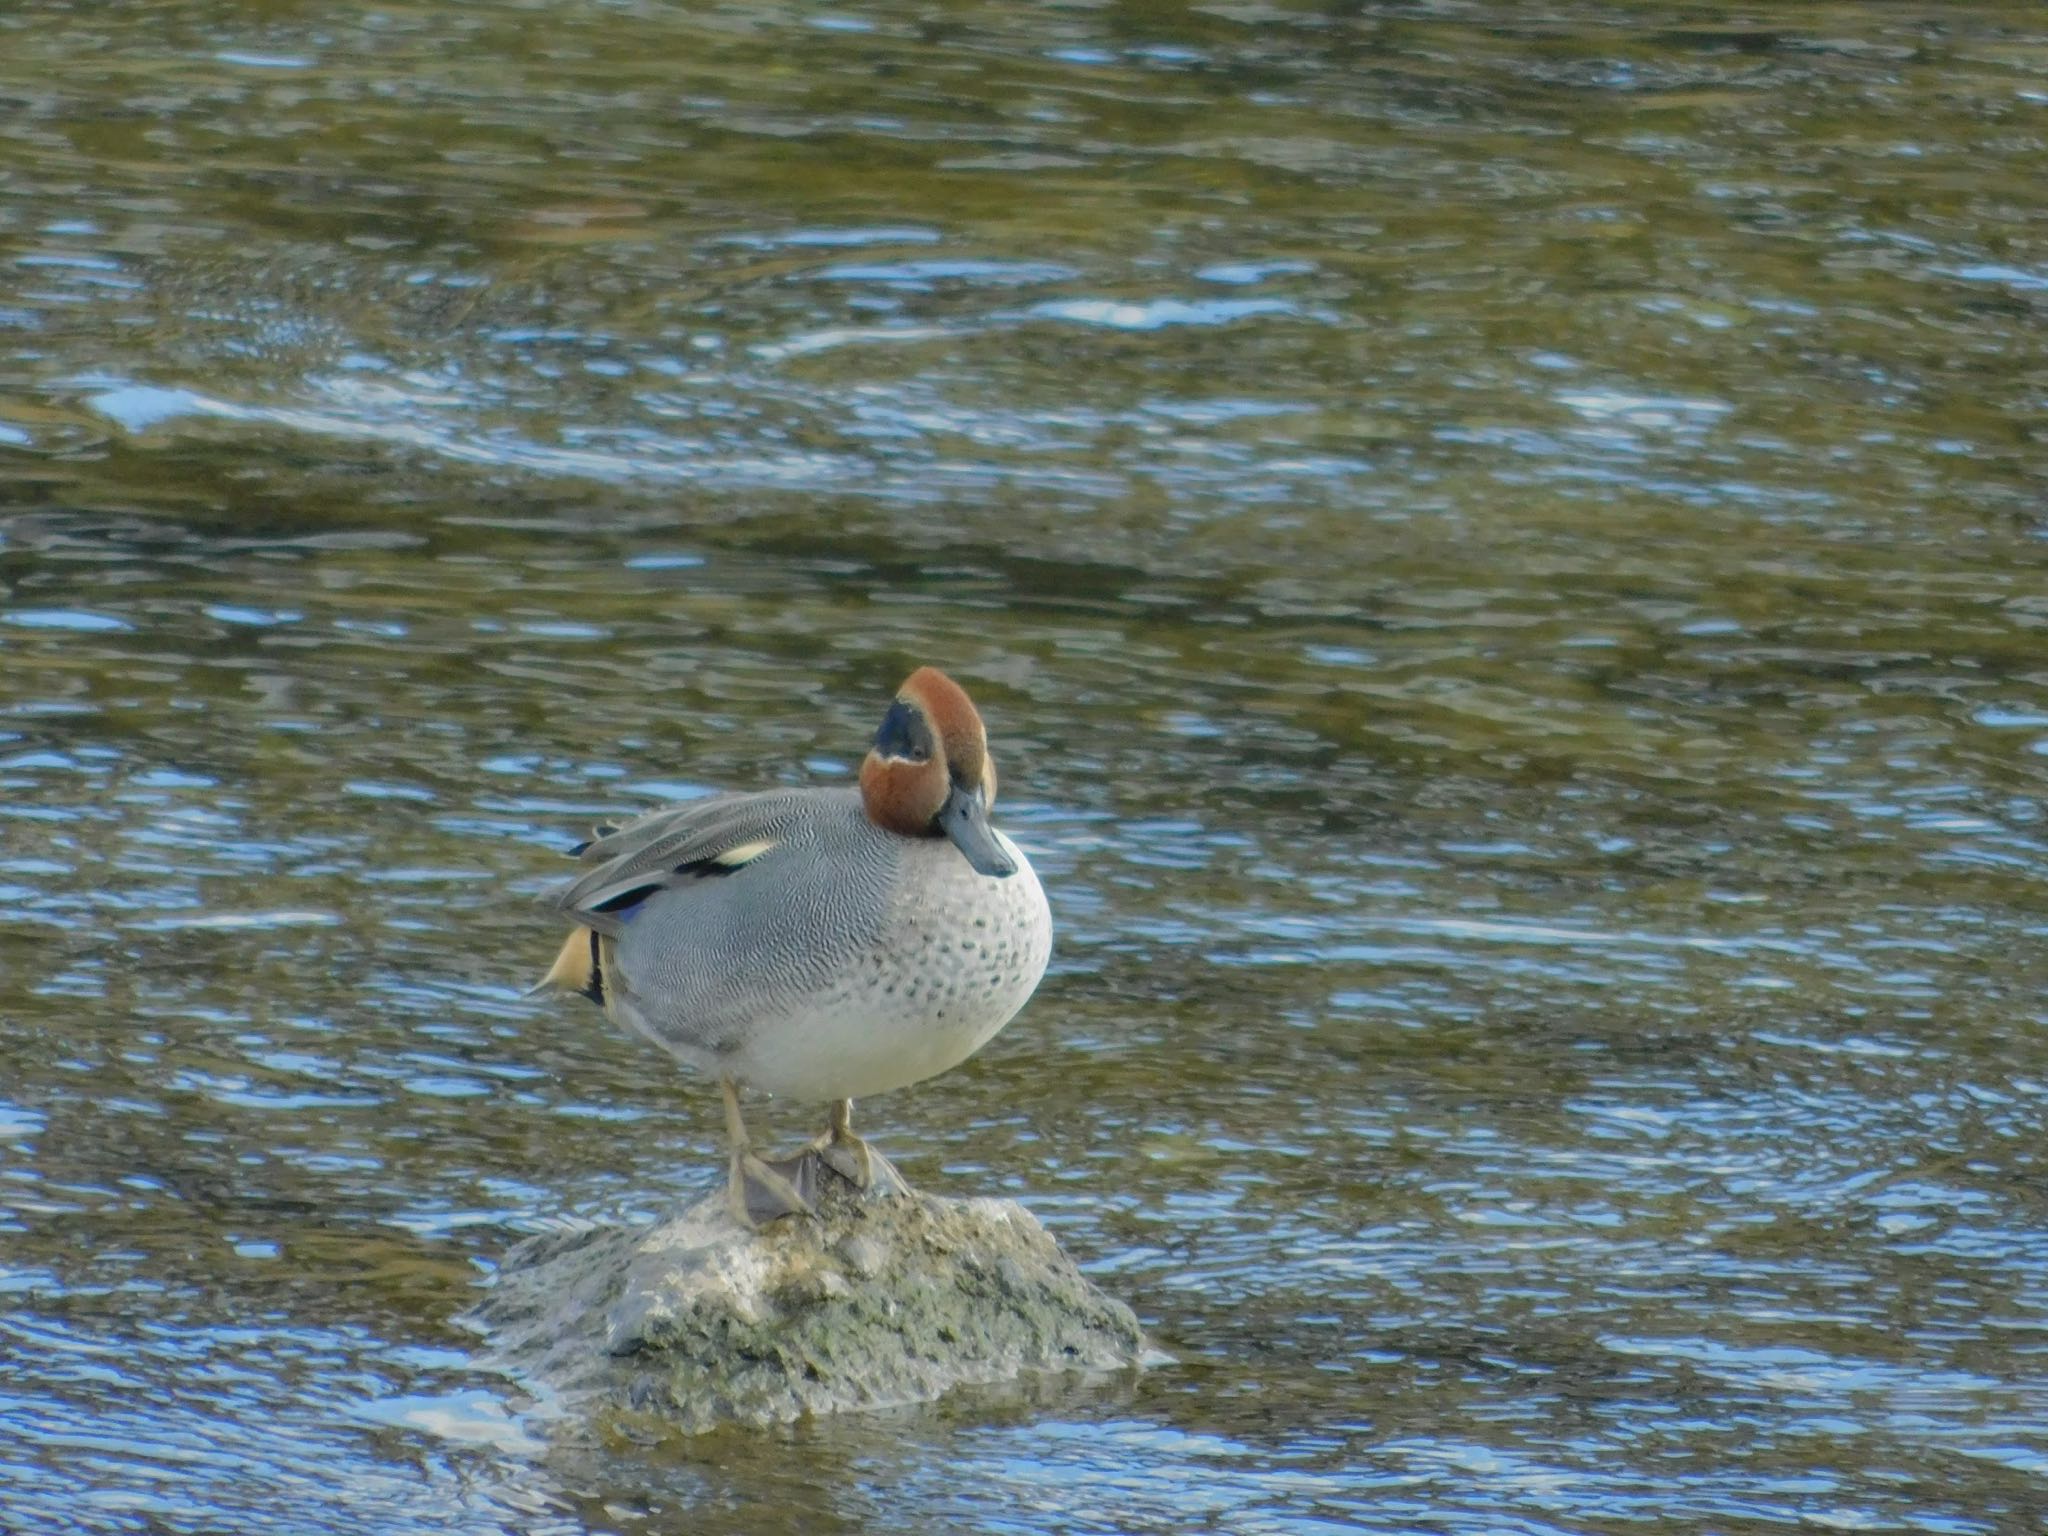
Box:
left=534, top=927, right=603, bottom=1003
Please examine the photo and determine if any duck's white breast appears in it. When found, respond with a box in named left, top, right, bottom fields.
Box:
left=730, top=831, right=1052, bottom=1102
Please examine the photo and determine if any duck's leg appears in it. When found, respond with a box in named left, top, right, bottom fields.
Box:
left=722, top=1079, right=813, bottom=1226
left=814, top=1098, right=909, bottom=1197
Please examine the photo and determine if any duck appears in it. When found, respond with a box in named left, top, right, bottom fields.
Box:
left=534, top=665, right=1053, bottom=1226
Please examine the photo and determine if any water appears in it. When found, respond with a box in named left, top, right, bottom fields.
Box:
left=4, top=1, right=2048, bottom=1530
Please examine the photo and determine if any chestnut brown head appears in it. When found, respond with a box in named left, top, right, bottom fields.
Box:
left=858, top=666, right=1015, bottom=877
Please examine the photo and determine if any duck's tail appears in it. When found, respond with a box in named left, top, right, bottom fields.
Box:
left=529, top=926, right=606, bottom=1006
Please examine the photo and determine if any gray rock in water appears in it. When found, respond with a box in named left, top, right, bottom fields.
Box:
left=470, top=1176, right=1149, bottom=1435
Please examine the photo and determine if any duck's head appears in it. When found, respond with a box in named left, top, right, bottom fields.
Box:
left=859, top=666, right=1017, bottom=878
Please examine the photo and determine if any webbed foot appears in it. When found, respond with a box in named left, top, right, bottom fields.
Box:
left=721, top=1077, right=815, bottom=1228
left=817, top=1132, right=909, bottom=1196
left=728, top=1148, right=815, bottom=1227
left=809, top=1099, right=911, bottom=1198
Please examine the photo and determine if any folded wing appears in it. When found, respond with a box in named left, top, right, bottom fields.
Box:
left=554, top=788, right=820, bottom=937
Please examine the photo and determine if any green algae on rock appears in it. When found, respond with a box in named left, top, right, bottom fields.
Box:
left=470, top=1179, right=1148, bottom=1437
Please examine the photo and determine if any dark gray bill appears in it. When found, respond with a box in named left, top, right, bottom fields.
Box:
left=936, top=782, right=1017, bottom=878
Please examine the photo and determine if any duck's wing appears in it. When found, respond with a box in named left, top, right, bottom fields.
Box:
left=553, top=787, right=838, bottom=937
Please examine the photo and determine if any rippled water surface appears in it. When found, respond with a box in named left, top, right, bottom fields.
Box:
left=5, top=2, right=2048, bottom=1531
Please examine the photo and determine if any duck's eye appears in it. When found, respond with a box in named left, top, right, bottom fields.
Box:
left=873, top=698, right=932, bottom=763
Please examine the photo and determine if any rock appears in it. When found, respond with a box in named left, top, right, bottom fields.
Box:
left=468, top=1174, right=1149, bottom=1436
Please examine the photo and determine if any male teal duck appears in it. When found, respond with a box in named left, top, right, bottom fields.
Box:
left=536, top=666, right=1052, bottom=1225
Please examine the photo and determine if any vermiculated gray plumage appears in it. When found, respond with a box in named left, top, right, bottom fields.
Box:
left=550, top=786, right=1051, bottom=1103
